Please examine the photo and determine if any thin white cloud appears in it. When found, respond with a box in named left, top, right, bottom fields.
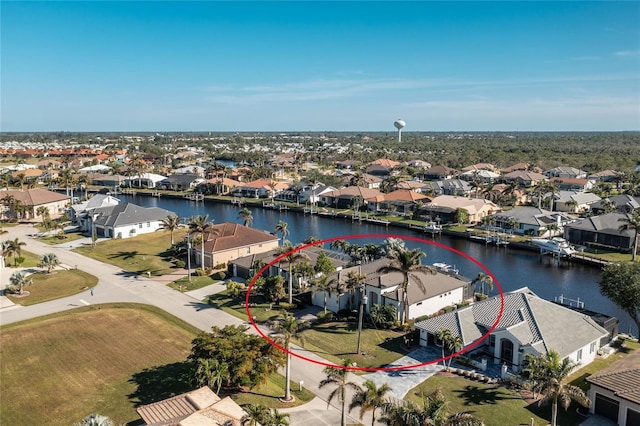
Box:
left=614, top=49, right=640, bottom=57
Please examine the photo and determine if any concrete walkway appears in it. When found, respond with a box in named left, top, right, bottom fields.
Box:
left=0, top=224, right=368, bottom=426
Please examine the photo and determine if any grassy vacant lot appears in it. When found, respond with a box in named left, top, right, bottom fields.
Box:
left=74, top=229, right=186, bottom=276
left=38, top=232, right=86, bottom=245
left=0, top=304, right=198, bottom=426
left=296, top=322, right=409, bottom=370
left=208, top=290, right=286, bottom=323
left=3, top=249, right=40, bottom=268
left=6, top=269, right=98, bottom=306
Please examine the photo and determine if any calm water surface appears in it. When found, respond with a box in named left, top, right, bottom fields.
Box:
left=121, top=194, right=637, bottom=336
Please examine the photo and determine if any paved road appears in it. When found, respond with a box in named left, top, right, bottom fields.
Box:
left=0, top=225, right=373, bottom=425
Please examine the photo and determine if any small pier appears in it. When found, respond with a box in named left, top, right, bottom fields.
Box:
left=184, top=192, right=204, bottom=202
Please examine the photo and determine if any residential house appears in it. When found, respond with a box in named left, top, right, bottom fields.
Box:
left=490, top=207, right=576, bottom=236
left=158, top=173, right=206, bottom=191
left=90, top=202, right=176, bottom=239
left=500, top=162, right=530, bottom=174
left=489, top=183, right=528, bottom=206
left=418, top=195, right=501, bottom=224
left=196, top=177, right=242, bottom=195
left=0, top=188, right=70, bottom=220
left=78, top=164, right=111, bottom=174
left=554, top=191, right=602, bottom=213
left=586, top=349, right=640, bottom=426
left=276, top=182, right=337, bottom=206
left=546, top=166, right=588, bottom=179
left=124, top=173, right=168, bottom=189
left=591, top=195, right=640, bottom=215
left=564, top=213, right=636, bottom=253
left=461, top=163, right=499, bottom=173
left=405, top=159, right=432, bottom=170
left=396, top=180, right=429, bottom=193
left=69, top=193, right=121, bottom=232
left=91, top=173, right=127, bottom=188
left=366, top=189, right=429, bottom=216
left=460, top=169, right=501, bottom=183
left=233, top=178, right=288, bottom=199
left=502, top=170, right=547, bottom=187
left=366, top=158, right=401, bottom=177
left=589, top=170, right=621, bottom=183
left=415, top=288, right=610, bottom=372
left=137, top=386, right=247, bottom=426
left=194, top=222, right=280, bottom=269
left=310, top=258, right=473, bottom=320
left=419, top=165, right=456, bottom=181
left=550, top=177, right=594, bottom=192
left=423, top=179, right=472, bottom=197
left=11, top=168, right=44, bottom=186
left=319, top=186, right=383, bottom=209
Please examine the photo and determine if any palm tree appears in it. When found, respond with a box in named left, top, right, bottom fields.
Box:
left=38, top=253, right=60, bottom=273
left=312, top=273, right=339, bottom=313
left=160, top=214, right=181, bottom=245
left=188, top=214, right=213, bottom=269
left=445, top=334, right=464, bottom=371
left=276, top=242, right=310, bottom=304
left=275, top=220, right=290, bottom=244
left=272, top=312, right=306, bottom=401
left=195, top=358, right=230, bottom=394
left=3, top=237, right=26, bottom=266
left=472, top=272, right=494, bottom=297
left=377, top=248, right=437, bottom=324
left=238, top=207, right=254, bottom=227
left=9, top=271, right=32, bottom=295
left=349, top=379, right=392, bottom=426
left=74, top=413, right=114, bottom=426
left=319, top=359, right=360, bottom=426
left=435, top=328, right=453, bottom=369
left=619, top=210, right=640, bottom=261
left=529, top=349, right=590, bottom=426
left=344, top=271, right=366, bottom=312
left=267, top=408, right=290, bottom=426
left=242, top=404, right=270, bottom=426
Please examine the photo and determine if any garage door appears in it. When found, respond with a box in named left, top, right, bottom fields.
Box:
left=627, top=408, right=640, bottom=426
left=595, top=393, right=619, bottom=422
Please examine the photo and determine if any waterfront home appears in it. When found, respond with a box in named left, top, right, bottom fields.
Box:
left=310, top=258, right=473, bottom=320
left=502, top=170, right=547, bottom=187
left=196, top=177, right=242, bottom=195
left=276, top=182, right=337, bottom=205
left=586, top=348, right=640, bottom=426
left=546, top=166, right=588, bottom=179
left=564, top=212, right=636, bottom=253
left=233, top=178, right=288, bottom=199
left=158, top=173, right=205, bottom=191
left=365, top=189, right=430, bottom=216
left=136, top=386, right=248, bottom=426
left=69, top=193, right=121, bottom=232
left=91, top=173, right=127, bottom=188
left=0, top=188, right=70, bottom=221
left=319, top=186, right=383, bottom=209
left=423, top=179, right=472, bottom=197
left=419, top=195, right=500, bottom=224
left=90, top=202, right=175, bottom=239
left=489, top=207, right=576, bottom=236
left=123, top=172, right=167, bottom=189
left=194, top=222, right=279, bottom=269
left=554, top=191, right=602, bottom=213
left=591, top=194, right=640, bottom=215
left=415, top=288, right=610, bottom=373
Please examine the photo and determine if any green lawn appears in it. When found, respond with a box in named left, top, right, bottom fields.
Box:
left=73, top=229, right=186, bottom=276
left=0, top=303, right=314, bottom=426
left=5, top=269, right=98, bottom=306
left=169, top=274, right=218, bottom=292
left=207, top=290, right=284, bottom=323
left=295, top=322, right=410, bottom=370
left=38, top=232, right=86, bottom=245
left=3, top=249, right=40, bottom=268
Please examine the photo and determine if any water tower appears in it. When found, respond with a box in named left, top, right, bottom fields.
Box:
left=394, top=119, right=406, bottom=142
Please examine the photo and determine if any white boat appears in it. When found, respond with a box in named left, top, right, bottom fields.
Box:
left=433, top=262, right=459, bottom=275
left=530, top=237, right=576, bottom=256
left=423, top=221, right=443, bottom=234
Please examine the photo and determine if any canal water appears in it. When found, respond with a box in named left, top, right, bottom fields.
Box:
left=120, top=194, right=637, bottom=336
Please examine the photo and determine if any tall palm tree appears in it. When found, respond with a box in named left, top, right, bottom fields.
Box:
left=435, top=328, right=453, bottom=369
left=3, top=237, right=26, bottom=266
left=312, top=273, right=339, bottom=313
left=268, top=408, right=290, bottom=426
left=529, top=349, right=590, bottom=426
left=445, top=334, right=464, bottom=371
left=1, top=194, right=17, bottom=220
left=274, top=220, right=290, bottom=244
left=272, top=312, right=306, bottom=401
left=238, top=207, right=254, bottom=227
left=195, top=358, right=230, bottom=394
left=344, top=271, right=366, bottom=312
left=472, top=272, right=494, bottom=297
left=377, top=248, right=437, bottom=324
left=319, top=359, right=360, bottom=426
left=276, top=242, right=310, bottom=304
left=619, top=210, right=640, bottom=261
left=9, top=271, right=32, bottom=295
left=349, top=379, right=392, bottom=426
left=188, top=214, right=213, bottom=269
left=242, top=404, right=270, bottom=426
left=160, top=214, right=181, bottom=245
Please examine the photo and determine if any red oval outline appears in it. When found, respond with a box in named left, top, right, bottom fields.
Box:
left=246, top=234, right=504, bottom=372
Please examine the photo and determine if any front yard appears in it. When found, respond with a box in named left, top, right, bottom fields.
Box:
left=5, top=269, right=98, bottom=306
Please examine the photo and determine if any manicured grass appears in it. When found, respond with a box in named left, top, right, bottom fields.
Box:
left=207, top=290, right=284, bottom=323
left=295, top=322, right=410, bottom=369
left=5, top=269, right=98, bottom=306
left=74, top=229, right=187, bottom=276
left=231, top=372, right=314, bottom=409
left=579, top=248, right=633, bottom=263
left=3, top=249, right=40, bottom=268
left=169, top=274, right=218, bottom=292
left=38, top=232, right=86, bottom=245
left=0, top=304, right=198, bottom=426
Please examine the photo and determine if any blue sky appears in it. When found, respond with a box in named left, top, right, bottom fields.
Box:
left=2, top=1, right=639, bottom=131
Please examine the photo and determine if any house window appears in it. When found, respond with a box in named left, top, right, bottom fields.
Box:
left=590, top=342, right=596, bottom=354
left=489, top=335, right=495, bottom=347
left=577, top=348, right=583, bottom=361
left=147, top=222, right=150, bottom=227
left=139, top=223, right=143, bottom=229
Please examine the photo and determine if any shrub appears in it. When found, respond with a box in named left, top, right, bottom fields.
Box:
left=211, top=271, right=226, bottom=280
left=195, top=268, right=208, bottom=277
left=456, top=300, right=470, bottom=309
left=214, top=262, right=227, bottom=269
left=279, top=302, right=297, bottom=311
left=337, top=309, right=356, bottom=321
left=443, top=305, right=456, bottom=313
left=174, top=260, right=186, bottom=268
left=317, top=311, right=333, bottom=323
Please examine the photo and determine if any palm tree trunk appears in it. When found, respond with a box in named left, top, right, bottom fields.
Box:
left=324, top=294, right=327, bottom=314
left=633, top=232, right=638, bottom=261
left=284, top=351, right=292, bottom=400
left=201, top=233, right=206, bottom=269
left=288, top=266, right=293, bottom=304
left=341, top=393, right=347, bottom=426
left=551, top=396, right=558, bottom=426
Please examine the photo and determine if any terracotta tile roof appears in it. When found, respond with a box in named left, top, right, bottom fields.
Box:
left=324, top=186, right=383, bottom=199
left=1, top=189, right=70, bottom=206
left=371, top=189, right=429, bottom=203
left=550, top=177, right=590, bottom=185
left=586, top=349, right=640, bottom=405
left=369, top=158, right=401, bottom=168
left=201, top=222, right=279, bottom=253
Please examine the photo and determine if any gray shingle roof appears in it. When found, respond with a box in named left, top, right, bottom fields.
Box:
left=93, top=202, right=175, bottom=227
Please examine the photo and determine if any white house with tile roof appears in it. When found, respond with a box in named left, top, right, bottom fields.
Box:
left=90, top=202, right=176, bottom=239
left=415, top=288, right=609, bottom=372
